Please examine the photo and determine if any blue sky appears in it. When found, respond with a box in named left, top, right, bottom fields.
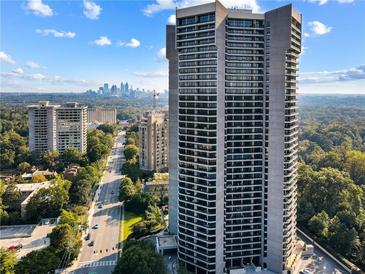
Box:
left=0, top=0, right=364, bottom=94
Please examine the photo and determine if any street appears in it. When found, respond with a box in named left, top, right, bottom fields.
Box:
left=70, top=131, right=125, bottom=274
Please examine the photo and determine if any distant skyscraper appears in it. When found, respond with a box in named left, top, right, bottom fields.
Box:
left=120, top=82, right=124, bottom=95
left=111, top=84, right=118, bottom=95
left=103, top=83, right=109, bottom=94
left=167, top=1, right=301, bottom=274
left=125, top=82, right=129, bottom=95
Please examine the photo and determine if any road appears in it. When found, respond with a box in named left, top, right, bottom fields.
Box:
left=70, top=131, right=125, bottom=274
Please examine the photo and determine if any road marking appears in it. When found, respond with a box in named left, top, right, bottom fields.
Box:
left=79, top=260, right=117, bottom=268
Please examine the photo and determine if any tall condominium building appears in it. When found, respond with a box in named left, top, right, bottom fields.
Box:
left=87, top=107, right=117, bottom=124
left=28, top=101, right=88, bottom=154
left=139, top=111, right=168, bottom=172
left=28, top=101, right=59, bottom=152
left=56, top=102, right=88, bottom=154
left=167, top=2, right=301, bottom=274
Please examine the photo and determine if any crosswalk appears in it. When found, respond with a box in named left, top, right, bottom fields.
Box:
left=79, top=260, right=117, bottom=268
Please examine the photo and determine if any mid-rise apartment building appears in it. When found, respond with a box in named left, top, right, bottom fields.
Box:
left=167, top=2, right=301, bottom=273
left=28, top=101, right=59, bottom=152
left=139, top=111, right=168, bottom=172
left=87, top=107, right=117, bottom=124
left=56, top=102, right=88, bottom=154
left=28, top=101, right=88, bottom=154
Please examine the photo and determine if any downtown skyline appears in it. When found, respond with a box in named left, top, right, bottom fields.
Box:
left=1, top=0, right=365, bottom=94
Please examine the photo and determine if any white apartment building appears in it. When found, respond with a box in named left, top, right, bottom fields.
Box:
left=28, top=101, right=88, bottom=154
left=167, top=1, right=301, bottom=274
left=28, top=101, right=59, bottom=152
left=56, top=102, right=88, bottom=154
left=139, top=111, right=168, bottom=172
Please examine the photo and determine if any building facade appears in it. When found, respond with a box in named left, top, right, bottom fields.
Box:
left=56, top=102, right=88, bottom=154
left=167, top=2, right=301, bottom=274
left=139, top=111, right=168, bottom=172
left=28, top=101, right=59, bottom=152
left=87, top=107, right=117, bottom=124
left=28, top=101, right=88, bottom=154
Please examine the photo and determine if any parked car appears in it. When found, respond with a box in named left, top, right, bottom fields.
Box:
left=88, top=240, right=94, bottom=246
left=85, top=233, right=90, bottom=240
left=92, top=224, right=99, bottom=229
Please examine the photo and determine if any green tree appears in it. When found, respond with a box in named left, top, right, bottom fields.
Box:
left=26, top=177, right=71, bottom=222
left=119, top=177, right=135, bottom=201
left=113, top=241, right=166, bottom=274
left=345, top=150, right=365, bottom=185
left=70, top=179, right=92, bottom=205
left=60, top=147, right=86, bottom=166
left=42, top=150, right=59, bottom=170
left=17, top=162, right=31, bottom=173
left=31, top=173, right=47, bottom=183
left=49, top=224, right=81, bottom=260
left=15, top=247, right=60, bottom=274
left=2, top=183, right=21, bottom=209
left=124, top=145, right=139, bottom=161
left=59, top=209, right=79, bottom=229
left=97, top=124, right=116, bottom=134
left=121, top=160, right=142, bottom=182
left=308, top=211, right=330, bottom=238
left=0, top=248, right=16, bottom=274
left=329, top=221, right=360, bottom=258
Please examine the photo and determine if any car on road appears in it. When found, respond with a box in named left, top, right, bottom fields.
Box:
left=85, top=233, right=90, bottom=240
left=98, top=203, right=103, bottom=209
left=88, top=240, right=94, bottom=246
left=92, top=224, right=99, bottom=229
left=111, top=190, right=115, bottom=194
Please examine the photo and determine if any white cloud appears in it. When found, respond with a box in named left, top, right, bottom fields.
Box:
left=94, top=36, right=112, bottom=46
left=134, top=71, right=168, bottom=77
left=144, top=0, right=259, bottom=16
left=304, top=32, right=310, bottom=37
left=0, top=51, right=16, bottom=64
left=307, top=0, right=328, bottom=5
left=308, top=21, right=332, bottom=36
left=26, top=0, right=53, bottom=17
left=307, top=0, right=353, bottom=5
left=157, top=48, right=167, bottom=60
left=118, top=38, right=141, bottom=48
left=36, top=29, right=76, bottom=38
left=83, top=0, right=102, bottom=20
left=168, top=14, right=176, bottom=25
left=12, top=67, right=24, bottom=74
left=26, top=61, right=40, bottom=69
left=299, top=65, right=365, bottom=84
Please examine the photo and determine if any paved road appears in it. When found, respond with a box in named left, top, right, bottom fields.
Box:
left=70, top=131, right=125, bottom=274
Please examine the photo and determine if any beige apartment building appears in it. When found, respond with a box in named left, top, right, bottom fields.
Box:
left=87, top=107, right=117, bottom=124
left=139, top=111, right=168, bottom=172
left=28, top=101, right=88, bottom=154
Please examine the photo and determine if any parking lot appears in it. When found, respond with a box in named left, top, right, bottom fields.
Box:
left=0, top=225, right=36, bottom=239
left=0, top=224, right=55, bottom=259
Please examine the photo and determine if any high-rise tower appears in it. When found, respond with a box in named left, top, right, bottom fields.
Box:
left=167, top=1, right=301, bottom=273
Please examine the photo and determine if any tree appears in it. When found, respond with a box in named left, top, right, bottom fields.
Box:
left=60, top=147, right=86, bottom=166
left=0, top=248, right=16, bottom=274
left=31, top=173, right=47, bottom=183
left=17, top=162, right=31, bottom=173
left=97, top=124, right=115, bottom=135
left=15, top=247, right=60, bottom=274
left=70, top=179, right=92, bottom=205
left=26, top=177, right=71, bottom=222
left=49, top=223, right=81, bottom=260
left=125, top=193, right=158, bottom=214
left=42, top=150, right=59, bottom=170
left=124, top=145, right=139, bottom=161
left=121, top=160, right=142, bottom=182
left=329, top=221, right=360, bottom=258
left=113, top=241, right=166, bottom=274
left=58, top=209, right=79, bottom=229
left=345, top=150, right=365, bottom=185
left=308, top=211, right=330, bottom=238
left=119, top=177, right=135, bottom=201
left=2, top=183, right=21, bottom=209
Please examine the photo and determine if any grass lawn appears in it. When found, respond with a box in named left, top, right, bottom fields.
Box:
left=120, top=210, right=143, bottom=242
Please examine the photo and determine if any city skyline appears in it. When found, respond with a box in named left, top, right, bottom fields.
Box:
left=1, top=0, right=364, bottom=94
